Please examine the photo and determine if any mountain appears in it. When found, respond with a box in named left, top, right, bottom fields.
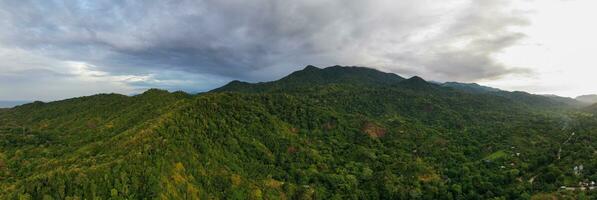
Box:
left=213, top=65, right=405, bottom=93
left=441, top=82, right=584, bottom=108
left=441, top=82, right=501, bottom=94
left=218, top=66, right=576, bottom=108
left=1, top=65, right=597, bottom=199
left=576, top=94, right=597, bottom=104
left=542, top=94, right=589, bottom=108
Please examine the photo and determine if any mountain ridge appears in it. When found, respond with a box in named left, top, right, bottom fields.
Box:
left=441, top=82, right=502, bottom=94
left=576, top=94, right=597, bottom=104
left=2, top=65, right=597, bottom=199
left=215, top=65, right=582, bottom=108
left=213, top=65, right=406, bottom=93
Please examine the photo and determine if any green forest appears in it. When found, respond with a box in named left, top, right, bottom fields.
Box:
left=1, top=66, right=597, bottom=199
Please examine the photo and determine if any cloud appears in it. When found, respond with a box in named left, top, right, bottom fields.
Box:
left=0, top=47, right=137, bottom=100
left=0, top=0, right=533, bottom=100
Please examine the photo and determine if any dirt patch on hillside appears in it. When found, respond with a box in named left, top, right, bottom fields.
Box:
left=362, top=122, right=386, bottom=138
left=287, top=146, right=299, bottom=154
left=289, top=127, right=299, bottom=134
left=418, top=173, right=440, bottom=183
left=323, top=122, right=336, bottom=130
left=323, top=118, right=338, bottom=131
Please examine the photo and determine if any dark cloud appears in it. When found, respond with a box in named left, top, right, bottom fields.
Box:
left=0, top=0, right=533, bottom=99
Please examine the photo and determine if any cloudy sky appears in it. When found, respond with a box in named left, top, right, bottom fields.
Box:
left=0, top=0, right=595, bottom=101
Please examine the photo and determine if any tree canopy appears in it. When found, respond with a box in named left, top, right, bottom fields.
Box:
left=1, top=66, right=596, bottom=199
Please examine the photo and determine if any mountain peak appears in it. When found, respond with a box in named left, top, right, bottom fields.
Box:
left=227, top=80, right=250, bottom=86
left=408, top=76, right=426, bottom=82
left=142, top=88, right=170, bottom=95
left=285, top=65, right=406, bottom=86
left=398, top=76, right=435, bottom=90
left=215, top=65, right=407, bottom=92
left=402, top=76, right=429, bottom=85
left=303, top=65, right=320, bottom=70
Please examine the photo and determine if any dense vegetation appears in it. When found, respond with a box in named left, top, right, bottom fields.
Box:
left=1, top=66, right=597, bottom=199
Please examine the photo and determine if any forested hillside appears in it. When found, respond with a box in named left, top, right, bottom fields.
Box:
left=577, top=95, right=597, bottom=105
left=1, top=66, right=597, bottom=199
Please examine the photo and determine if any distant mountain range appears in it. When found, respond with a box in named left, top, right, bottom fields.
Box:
left=217, top=65, right=590, bottom=108
left=576, top=94, right=597, bottom=104
left=440, top=82, right=502, bottom=93
left=439, top=81, right=597, bottom=107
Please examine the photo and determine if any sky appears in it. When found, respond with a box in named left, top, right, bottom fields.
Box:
left=0, top=0, right=595, bottom=101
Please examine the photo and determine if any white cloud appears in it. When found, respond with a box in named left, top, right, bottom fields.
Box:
left=0, top=47, right=139, bottom=101
left=0, top=0, right=595, bottom=99
left=483, top=0, right=597, bottom=97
